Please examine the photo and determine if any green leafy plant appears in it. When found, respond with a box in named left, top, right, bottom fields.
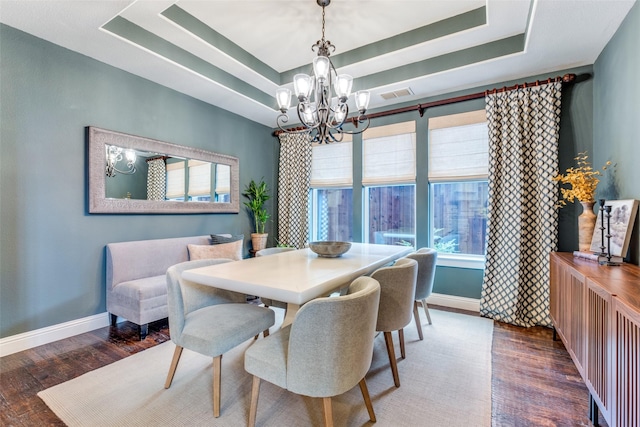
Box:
left=433, top=228, right=458, bottom=253
left=243, top=179, right=270, bottom=234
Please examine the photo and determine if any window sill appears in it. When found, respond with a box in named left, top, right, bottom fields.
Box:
left=436, top=254, right=485, bottom=270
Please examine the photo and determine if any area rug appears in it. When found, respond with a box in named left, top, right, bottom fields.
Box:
left=38, top=309, right=493, bottom=426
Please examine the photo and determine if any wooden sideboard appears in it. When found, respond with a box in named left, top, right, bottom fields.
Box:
left=550, top=252, right=640, bottom=427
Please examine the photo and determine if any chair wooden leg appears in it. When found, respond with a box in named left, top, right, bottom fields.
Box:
left=248, top=376, right=261, bottom=427
left=413, top=301, right=424, bottom=341
left=358, top=378, right=376, bottom=422
left=164, top=345, right=183, bottom=389
left=422, top=299, right=432, bottom=325
left=399, top=328, right=406, bottom=360
left=213, top=355, right=222, bottom=417
left=383, top=331, right=400, bottom=387
left=322, top=397, right=334, bottom=427
left=263, top=328, right=270, bottom=338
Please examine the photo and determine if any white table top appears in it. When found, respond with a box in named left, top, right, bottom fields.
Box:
left=182, top=243, right=413, bottom=305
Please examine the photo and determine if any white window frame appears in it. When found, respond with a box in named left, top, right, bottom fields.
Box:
left=362, top=122, right=417, bottom=245
left=428, top=110, right=488, bottom=270
left=309, top=138, right=353, bottom=242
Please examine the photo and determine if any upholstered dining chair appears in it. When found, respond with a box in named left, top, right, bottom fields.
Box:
left=244, top=276, right=381, bottom=427
left=371, top=257, right=418, bottom=388
left=255, top=247, right=295, bottom=309
left=164, top=259, right=275, bottom=418
left=405, top=248, right=438, bottom=340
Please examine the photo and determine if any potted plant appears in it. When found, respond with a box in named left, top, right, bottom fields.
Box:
left=243, top=178, right=270, bottom=251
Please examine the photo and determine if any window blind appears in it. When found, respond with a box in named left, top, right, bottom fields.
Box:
left=215, top=164, right=230, bottom=195
left=363, top=121, right=416, bottom=185
left=165, top=160, right=186, bottom=199
left=187, top=160, right=212, bottom=197
left=310, top=140, right=353, bottom=187
left=428, top=110, right=488, bottom=181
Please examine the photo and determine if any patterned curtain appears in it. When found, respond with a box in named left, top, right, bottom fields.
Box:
left=147, top=158, right=166, bottom=200
left=480, top=82, right=562, bottom=327
left=277, top=133, right=312, bottom=249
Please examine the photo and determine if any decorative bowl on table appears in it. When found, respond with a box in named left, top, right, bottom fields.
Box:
left=308, top=241, right=352, bottom=258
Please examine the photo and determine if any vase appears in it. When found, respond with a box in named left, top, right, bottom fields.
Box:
left=251, top=233, right=268, bottom=252
left=578, top=201, right=596, bottom=252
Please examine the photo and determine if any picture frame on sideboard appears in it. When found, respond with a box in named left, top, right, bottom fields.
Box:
left=589, top=199, right=639, bottom=257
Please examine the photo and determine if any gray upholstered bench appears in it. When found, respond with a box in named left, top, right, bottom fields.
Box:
left=106, top=235, right=213, bottom=340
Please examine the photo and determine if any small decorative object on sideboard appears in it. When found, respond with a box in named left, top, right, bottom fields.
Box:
left=589, top=199, right=639, bottom=264
left=553, top=152, right=611, bottom=251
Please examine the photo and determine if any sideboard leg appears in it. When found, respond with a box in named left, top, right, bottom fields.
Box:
left=589, top=394, right=600, bottom=426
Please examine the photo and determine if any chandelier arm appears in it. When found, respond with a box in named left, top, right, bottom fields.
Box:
left=112, top=166, right=136, bottom=175
left=277, top=113, right=314, bottom=134
left=335, top=116, right=371, bottom=135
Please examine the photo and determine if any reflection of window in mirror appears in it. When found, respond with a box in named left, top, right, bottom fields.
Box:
left=166, top=158, right=186, bottom=201
left=188, top=160, right=212, bottom=202
left=215, top=164, right=231, bottom=203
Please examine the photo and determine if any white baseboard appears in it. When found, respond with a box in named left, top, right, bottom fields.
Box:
left=426, top=293, right=480, bottom=312
left=0, top=312, right=111, bottom=357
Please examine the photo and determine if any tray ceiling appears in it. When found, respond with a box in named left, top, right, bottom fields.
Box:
left=0, top=0, right=635, bottom=127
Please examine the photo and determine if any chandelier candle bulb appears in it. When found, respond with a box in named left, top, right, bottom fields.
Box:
left=355, top=90, right=371, bottom=112
left=313, top=56, right=330, bottom=82
left=334, top=75, right=353, bottom=100
left=276, top=88, right=292, bottom=112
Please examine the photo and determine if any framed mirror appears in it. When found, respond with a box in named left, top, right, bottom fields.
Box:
left=87, top=126, right=239, bottom=214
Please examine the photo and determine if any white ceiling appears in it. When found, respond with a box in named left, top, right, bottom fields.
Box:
left=0, top=0, right=636, bottom=127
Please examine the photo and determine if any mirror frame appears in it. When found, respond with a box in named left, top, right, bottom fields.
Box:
left=87, top=126, right=240, bottom=214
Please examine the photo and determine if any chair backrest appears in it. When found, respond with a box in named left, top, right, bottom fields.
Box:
left=371, top=257, right=418, bottom=332
left=405, top=248, right=437, bottom=300
left=255, top=247, right=296, bottom=257
left=286, top=276, right=381, bottom=398
left=166, top=259, right=240, bottom=343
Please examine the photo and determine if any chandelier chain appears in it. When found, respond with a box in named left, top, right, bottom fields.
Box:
left=321, top=5, right=325, bottom=43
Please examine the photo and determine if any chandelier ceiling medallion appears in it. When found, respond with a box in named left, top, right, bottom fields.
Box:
left=275, top=0, right=371, bottom=144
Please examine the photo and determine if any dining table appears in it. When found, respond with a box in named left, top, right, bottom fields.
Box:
left=182, top=242, right=413, bottom=327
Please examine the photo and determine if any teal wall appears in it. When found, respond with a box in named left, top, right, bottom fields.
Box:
left=593, top=1, right=640, bottom=265
left=0, top=25, right=278, bottom=338
left=2, top=2, right=637, bottom=338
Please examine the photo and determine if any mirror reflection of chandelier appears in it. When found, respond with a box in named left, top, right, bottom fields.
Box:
left=105, top=145, right=137, bottom=177
left=275, top=0, right=370, bottom=144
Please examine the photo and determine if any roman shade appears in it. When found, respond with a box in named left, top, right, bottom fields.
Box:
left=363, top=121, right=416, bottom=185
left=428, top=110, right=488, bottom=181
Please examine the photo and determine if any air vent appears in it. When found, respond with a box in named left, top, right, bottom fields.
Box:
left=379, top=87, right=414, bottom=100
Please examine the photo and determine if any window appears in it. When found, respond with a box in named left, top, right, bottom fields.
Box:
left=428, top=110, right=488, bottom=266
left=166, top=159, right=186, bottom=201
left=188, top=160, right=212, bottom=201
left=215, top=164, right=231, bottom=202
left=309, top=138, right=353, bottom=242
left=363, top=122, right=416, bottom=246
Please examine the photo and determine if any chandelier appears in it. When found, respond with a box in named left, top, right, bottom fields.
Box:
left=105, top=145, right=137, bottom=177
left=275, top=0, right=371, bottom=144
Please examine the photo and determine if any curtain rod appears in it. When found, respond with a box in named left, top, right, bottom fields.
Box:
left=273, top=73, right=576, bottom=136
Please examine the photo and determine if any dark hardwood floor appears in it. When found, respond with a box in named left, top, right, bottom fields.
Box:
left=0, top=306, right=606, bottom=426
